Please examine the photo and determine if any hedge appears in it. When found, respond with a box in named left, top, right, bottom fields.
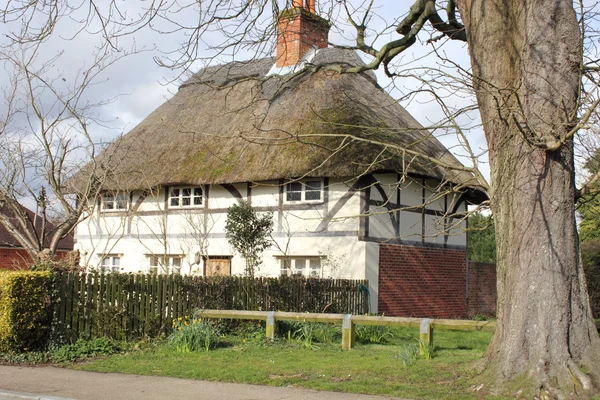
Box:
left=0, top=270, right=52, bottom=352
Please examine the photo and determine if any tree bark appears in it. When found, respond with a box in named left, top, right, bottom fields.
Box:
left=458, top=0, right=600, bottom=397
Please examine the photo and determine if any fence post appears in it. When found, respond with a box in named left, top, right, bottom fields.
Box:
left=419, top=318, right=433, bottom=359
left=265, top=311, right=276, bottom=340
left=341, top=314, right=354, bottom=350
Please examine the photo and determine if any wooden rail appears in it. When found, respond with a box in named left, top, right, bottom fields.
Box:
left=197, top=310, right=600, bottom=351
left=196, top=309, right=501, bottom=351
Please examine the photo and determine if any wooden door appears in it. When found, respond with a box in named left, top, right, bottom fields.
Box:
left=205, top=258, right=231, bottom=276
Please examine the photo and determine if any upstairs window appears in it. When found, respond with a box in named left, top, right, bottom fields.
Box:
left=170, top=187, right=203, bottom=208
left=285, top=179, right=322, bottom=202
left=100, top=255, right=122, bottom=273
left=101, top=193, right=128, bottom=211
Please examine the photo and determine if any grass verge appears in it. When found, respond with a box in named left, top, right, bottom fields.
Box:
left=74, top=327, right=504, bottom=400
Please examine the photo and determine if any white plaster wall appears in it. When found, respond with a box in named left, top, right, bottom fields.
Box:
left=371, top=173, right=398, bottom=202
left=399, top=178, right=422, bottom=207
left=424, top=214, right=445, bottom=244
left=325, top=179, right=360, bottom=232
left=446, top=202, right=468, bottom=246
left=209, top=183, right=246, bottom=209
left=399, top=210, right=422, bottom=241
left=250, top=181, right=279, bottom=208
left=75, top=177, right=367, bottom=280
left=369, top=212, right=395, bottom=238
left=280, top=209, right=326, bottom=232
left=76, top=231, right=368, bottom=279
left=424, top=179, right=445, bottom=211
left=364, top=241, right=380, bottom=313
left=130, top=214, right=164, bottom=236
left=135, top=190, right=165, bottom=212
left=75, top=176, right=469, bottom=283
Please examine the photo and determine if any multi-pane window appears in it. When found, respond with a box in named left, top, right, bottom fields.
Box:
left=101, top=193, right=128, bottom=211
left=285, top=180, right=322, bottom=202
left=148, top=255, right=183, bottom=274
left=279, top=257, right=322, bottom=277
left=100, top=255, right=121, bottom=273
left=169, top=187, right=203, bottom=208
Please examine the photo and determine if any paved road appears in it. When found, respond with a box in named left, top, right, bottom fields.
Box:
left=0, top=366, right=404, bottom=400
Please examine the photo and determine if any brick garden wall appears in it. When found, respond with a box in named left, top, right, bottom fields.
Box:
left=0, top=248, right=71, bottom=270
left=0, top=248, right=33, bottom=270
left=378, top=244, right=468, bottom=318
left=467, top=262, right=497, bottom=317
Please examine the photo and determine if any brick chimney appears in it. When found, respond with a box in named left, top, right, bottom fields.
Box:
left=275, top=0, right=330, bottom=68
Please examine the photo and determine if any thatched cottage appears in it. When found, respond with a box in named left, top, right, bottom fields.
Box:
left=74, top=0, right=487, bottom=317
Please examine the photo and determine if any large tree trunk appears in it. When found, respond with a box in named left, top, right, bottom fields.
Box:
left=458, top=0, right=600, bottom=397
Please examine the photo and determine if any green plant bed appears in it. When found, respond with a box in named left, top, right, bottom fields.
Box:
left=74, top=330, right=506, bottom=400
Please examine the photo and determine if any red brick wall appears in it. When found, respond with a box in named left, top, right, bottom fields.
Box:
left=467, top=262, right=497, bottom=316
left=378, top=244, right=468, bottom=318
left=0, top=248, right=33, bottom=270
left=0, top=248, right=71, bottom=270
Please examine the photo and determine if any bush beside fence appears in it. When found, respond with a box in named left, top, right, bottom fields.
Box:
left=0, top=270, right=52, bottom=352
left=50, top=272, right=369, bottom=344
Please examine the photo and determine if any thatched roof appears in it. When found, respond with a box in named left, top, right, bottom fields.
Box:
left=89, top=48, right=484, bottom=199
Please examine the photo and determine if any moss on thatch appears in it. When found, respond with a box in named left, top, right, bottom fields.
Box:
left=83, top=48, right=480, bottom=195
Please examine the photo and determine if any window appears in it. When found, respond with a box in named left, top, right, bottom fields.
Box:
left=101, top=193, right=128, bottom=211
left=169, top=187, right=203, bottom=208
left=285, top=179, right=322, bottom=202
left=100, top=255, right=122, bottom=273
left=148, top=255, right=184, bottom=274
left=279, top=257, right=322, bottom=277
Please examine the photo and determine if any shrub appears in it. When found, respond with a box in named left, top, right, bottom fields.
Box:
left=0, top=350, right=51, bottom=364
left=355, top=324, right=394, bottom=344
left=168, top=314, right=221, bottom=352
left=51, top=338, right=122, bottom=363
left=418, top=338, right=435, bottom=360
left=397, top=344, right=419, bottom=367
left=229, top=320, right=265, bottom=343
left=313, top=323, right=341, bottom=344
left=292, top=319, right=317, bottom=348
left=0, top=270, right=52, bottom=352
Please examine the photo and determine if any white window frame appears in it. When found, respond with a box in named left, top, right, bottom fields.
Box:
left=284, top=179, right=323, bottom=203
left=100, top=193, right=128, bottom=211
left=100, top=254, right=122, bottom=273
left=278, top=256, right=322, bottom=277
left=147, top=254, right=184, bottom=274
left=169, top=186, right=203, bottom=208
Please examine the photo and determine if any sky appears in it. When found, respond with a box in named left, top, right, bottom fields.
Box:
left=0, top=0, right=541, bottom=210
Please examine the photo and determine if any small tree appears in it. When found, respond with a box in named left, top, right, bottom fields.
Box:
left=467, top=213, right=496, bottom=264
left=224, top=201, right=273, bottom=278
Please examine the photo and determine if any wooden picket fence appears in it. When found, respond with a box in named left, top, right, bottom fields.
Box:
left=50, top=272, right=369, bottom=344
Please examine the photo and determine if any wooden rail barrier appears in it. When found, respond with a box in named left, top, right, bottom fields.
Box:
left=196, top=310, right=600, bottom=351
left=196, top=309, right=499, bottom=351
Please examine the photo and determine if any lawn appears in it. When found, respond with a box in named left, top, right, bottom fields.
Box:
left=75, top=326, right=505, bottom=400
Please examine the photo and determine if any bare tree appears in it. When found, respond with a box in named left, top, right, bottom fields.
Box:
left=2, top=0, right=600, bottom=397
left=0, top=42, right=129, bottom=264
left=179, top=208, right=215, bottom=275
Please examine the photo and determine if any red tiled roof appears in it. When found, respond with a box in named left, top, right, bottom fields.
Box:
left=0, top=208, right=74, bottom=251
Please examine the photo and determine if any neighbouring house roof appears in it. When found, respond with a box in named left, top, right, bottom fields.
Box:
left=82, top=48, right=486, bottom=201
left=0, top=208, right=74, bottom=251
